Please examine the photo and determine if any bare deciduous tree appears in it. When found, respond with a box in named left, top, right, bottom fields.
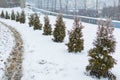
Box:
left=74, top=0, right=77, bottom=16
left=96, top=0, right=98, bottom=17
left=65, top=0, right=68, bottom=14
left=52, top=0, right=54, bottom=11
left=41, top=0, right=43, bottom=9
left=118, top=0, right=120, bottom=20
left=44, top=0, right=46, bottom=9
left=59, top=0, right=62, bottom=12
left=55, top=0, right=57, bottom=11
left=84, top=0, right=87, bottom=16
left=47, top=0, right=49, bottom=10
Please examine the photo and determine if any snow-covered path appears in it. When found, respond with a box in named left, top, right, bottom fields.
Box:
left=0, top=21, right=24, bottom=80
left=0, top=22, right=14, bottom=79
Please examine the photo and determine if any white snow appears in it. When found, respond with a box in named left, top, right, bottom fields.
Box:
left=0, top=23, right=15, bottom=79
left=0, top=7, right=120, bottom=80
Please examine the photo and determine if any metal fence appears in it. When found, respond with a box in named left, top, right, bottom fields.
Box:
left=32, top=7, right=120, bottom=28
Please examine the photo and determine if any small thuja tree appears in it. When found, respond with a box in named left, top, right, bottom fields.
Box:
left=11, top=10, right=15, bottom=20
left=19, top=10, right=25, bottom=23
left=66, top=16, right=84, bottom=52
left=28, top=14, right=34, bottom=27
left=5, top=11, right=10, bottom=19
left=1, top=10, right=5, bottom=18
left=86, top=19, right=116, bottom=80
left=53, top=14, right=66, bottom=42
left=33, top=13, right=42, bottom=30
left=43, top=15, right=52, bottom=35
left=16, top=12, right=20, bottom=22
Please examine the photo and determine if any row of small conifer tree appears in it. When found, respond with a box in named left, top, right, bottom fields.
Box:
left=28, top=13, right=116, bottom=80
left=28, top=13, right=83, bottom=49
left=0, top=10, right=116, bottom=80
left=0, top=10, right=25, bottom=23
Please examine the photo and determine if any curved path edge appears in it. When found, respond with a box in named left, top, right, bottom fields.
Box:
left=0, top=21, right=24, bottom=80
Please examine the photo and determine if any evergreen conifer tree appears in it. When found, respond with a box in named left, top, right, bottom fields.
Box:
left=66, top=16, right=84, bottom=52
left=1, top=10, right=5, bottom=18
left=86, top=19, right=116, bottom=80
left=53, top=14, right=66, bottom=42
left=5, top=11, right=10, bottom=19
left=11, top=10, right=15, bottom=20
left=28, top=14, right=34, bottom=27
left=33, top=13, right=42, bottom=30
left=19, top=10, right=25, bottom=23
left=43, top=15, right=52, bottom=35
left=16, top=12, right=20, bottom=22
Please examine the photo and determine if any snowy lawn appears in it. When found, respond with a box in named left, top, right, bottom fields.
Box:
left=0, top=7, right=120, bottom=80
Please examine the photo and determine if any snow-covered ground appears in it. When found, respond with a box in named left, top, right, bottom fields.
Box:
left=0, top=7, right=120, bottom=80
left=0, top=23, right=15, bottom=79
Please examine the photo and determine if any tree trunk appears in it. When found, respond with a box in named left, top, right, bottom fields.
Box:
left=55, top=0, right=56, bottom=11
left=118, top=0, right=120, bottom=20
left=52, top=0, right=54, bottom=11
left=47, top=0, right=49, bottom=10
left=65, top=0, right=68, bottom=14
left=41, top=0, right=43, bottom=9
left=44, top=0, right=46, bottom=10
left=96, top=0, right=98, bottom=17
left=60, top=0, right=62, bottom=13
left=84, top=0, right=87, bottom=16
left=74, top=0, right=77, bottom=16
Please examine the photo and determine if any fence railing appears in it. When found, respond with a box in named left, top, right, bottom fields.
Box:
left=31, top=7, right=120, bottom=28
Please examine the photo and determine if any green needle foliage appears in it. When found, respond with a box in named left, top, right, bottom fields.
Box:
left=19, top=10, right=25, bottom=23
left=1, top=10, right=5, bottom=18
left=66, top=16, right=84, bottom=53
left=33, top=13, right=42, bottom=30
left=86, top=19, right=116, bottom=80
left=53, top=14, right=66, bottom=42
left=11, top=10, right=15, bottom=20
left=16, top=12, right=20, bottom=22
left=43, top=15, right=52, bottom=35
left=28, top=14, right=34, bottom=27
left=5, top=11, right=10, bottom=19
